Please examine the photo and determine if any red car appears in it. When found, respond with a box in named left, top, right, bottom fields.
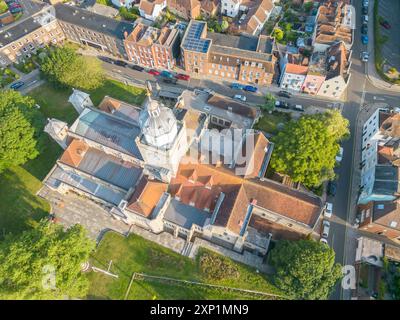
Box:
left=148, top=69, right=160, bottom=76
left=380, top=19, right=391, bottom=29
left=175, top=73, right=190, bottom=81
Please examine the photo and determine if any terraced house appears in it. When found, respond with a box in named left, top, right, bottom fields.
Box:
left=181, top=20, right=277, bottom=86
left=312, top=0, right=355, bottom=52
left=123, top=23, right=181, bottom=70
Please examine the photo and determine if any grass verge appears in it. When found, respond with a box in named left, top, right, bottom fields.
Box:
left=87, top=232, right=283, bottom=300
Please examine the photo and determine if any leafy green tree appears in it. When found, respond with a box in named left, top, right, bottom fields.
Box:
left=270, top=239, right=342, bottom=300
left=270, top=111, right=349, bottom=187
left=41, top=46, right=104, bottom=90
left=320, top=109, right=350, bottom=141
left=0, top=90, right=42, bottom=172
left=221, top=20, right=229, bottom=32
left=261, top=93, right=276, bottom=113
left=272, top=28, right=284, bottom=41
left=0, top=220, right=95, bottom=299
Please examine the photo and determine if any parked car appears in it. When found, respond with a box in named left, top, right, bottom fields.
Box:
left=362, top=15, right=369, bottom=23
left=322, top=220, right=330, bottom=238
left=243, top=85, right=257, bottom=92
left=324, top=202, right=333, bottom=218
left=10, top=81, right=24, bottom=90
left=175, top=73, right=190, bottom=81
left=148, top=69, right=160, bottom=76
left=336, top=146, right=344, bottom=162
left=98, top=56, right=114, bottom=64
left=202, top=88, right=215, bottom=95
left=161, top=78, right=177, bottom=84
left=278, top=90, right=292, bottom=98
left=160, top=70, right=174, bottom=78
left=114, top=60, right=128, bottom=67
left=233, top=94, right=246, bottom=102
left=380, top=19, right=391, bottom=29
left=362, top=0, right=369, bottom=7
left=362, top=6, right=368, bottom=15
left=327, top=181, right=337, bottom=197
left=361, top=23, right=368, bottom=35
left=130, top=64, right=144, bottom=72
left=293, top=104, right=304, bottom=112
left=231, top=82, right=244, bottom=90
left=361, top=51, right=369, bottom=62
left=361, top=35, right=369, bottom=45
left=275, top=100, right=290, bottom=109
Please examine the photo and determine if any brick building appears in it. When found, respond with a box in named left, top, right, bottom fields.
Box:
left=54, top=3, right=134, bottom=59
left=0, top=6, right=65, bottom=66
left=124, top=23, right=180, bottom=69
left=181, top=20, right=276, bottom=86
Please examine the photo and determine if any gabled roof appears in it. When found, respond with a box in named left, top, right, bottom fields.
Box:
left=373, top=201, right=400, bottom=231
left=169, top=157, right=323, bottom=235
left=139, top=0, right=165, bottom=16
left=127, top=176, right=168, bottom=217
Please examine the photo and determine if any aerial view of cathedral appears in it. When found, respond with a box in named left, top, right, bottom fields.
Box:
left=43, top=82, right=323, bottom=256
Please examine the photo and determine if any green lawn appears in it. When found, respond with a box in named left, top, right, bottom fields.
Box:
left=88, top=79, right=146, bottom=106
left=254, top=111, right=291, bottom=135
left=0, top=166, right=50, bottom=236
left=0, top=79, right=145, bottom=236
left=87, top=232, right=283, bottom=300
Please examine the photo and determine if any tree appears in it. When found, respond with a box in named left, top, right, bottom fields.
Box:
left=221, top=20, right=229, bottom=32
left=0, top=90, right=42, bottom=172
left=0, top=220, right=95, bottom=299
left=270, top=112, right=349, bottom=187
left=270, top=239, right=342, bottom=300
left=272, top=28, right=284, bottom=41
left=320, top=109, right=350, bottom=141
left=41, top=46, right=104, bottom=90
left=261, top=93, right=276, bottom=113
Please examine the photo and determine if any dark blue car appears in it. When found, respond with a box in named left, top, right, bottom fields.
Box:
left=10, top=81, right=24, bottom=90
left=243, top=85, right=258, bottom=92
left=231, top=83, right=244, bottom=90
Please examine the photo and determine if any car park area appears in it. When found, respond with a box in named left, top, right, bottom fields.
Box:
left=377, top=0, right=400, bottom=76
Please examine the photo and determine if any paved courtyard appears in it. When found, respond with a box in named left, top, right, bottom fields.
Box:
left=37, top=186, right=186, bottom=253
left=38, top=187, right=131, bottom=241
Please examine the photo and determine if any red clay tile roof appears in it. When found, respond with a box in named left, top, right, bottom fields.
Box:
left=285, top=63, right=308, bottom=75
left=59, top=139, right=89, bottom=168
left=235, top=132, right=270, bottom=178
left=169, top=156, right=323, bottom=234
left=127, top=176, right=168, bottom=217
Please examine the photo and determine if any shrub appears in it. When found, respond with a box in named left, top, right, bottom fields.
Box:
left=198, top=251, right=240, bottom=281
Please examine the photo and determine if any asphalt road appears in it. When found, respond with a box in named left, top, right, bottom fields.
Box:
left=328, top=0, right=400, bottom=300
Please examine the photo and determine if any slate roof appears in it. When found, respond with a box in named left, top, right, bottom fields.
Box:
left=54, top=3, right=134, bottom=40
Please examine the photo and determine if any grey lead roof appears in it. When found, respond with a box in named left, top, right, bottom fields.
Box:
left=71, top=109, right=143, bottom=160
left=164, top=198, right=210, bottom=229
left=77, top=148, right=142, bottom=190
left=54, top=3, right=134, bottom=40
left=46, top=166, right=126, bottom=206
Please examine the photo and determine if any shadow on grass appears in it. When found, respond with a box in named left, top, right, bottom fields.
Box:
left=0, top=167, right=49, bottom=238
